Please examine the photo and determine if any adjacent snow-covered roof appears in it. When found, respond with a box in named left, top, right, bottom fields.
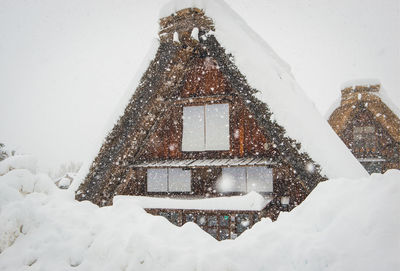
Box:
left=160, top=0, right=367, bottom=179
left=328, top=80, right=400, bottom=142
left=340, top=79, right=400, bottom=117
left=114, top=191, right=271, bottom=211
left=327, top=80, right=400, bottom=121
left=340, top=78, right=382, bottom=90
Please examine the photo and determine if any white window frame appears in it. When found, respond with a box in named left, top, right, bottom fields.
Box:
left=216, top=166, right=273, bottom=193
left=182, top=103, right=230, bottom=151
left=147, top=168, right=191, bottom=193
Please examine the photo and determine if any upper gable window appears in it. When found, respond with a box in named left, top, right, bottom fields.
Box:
left=182, top=103, right=230, bottom=151
left=353, top=126, right=376, bottom=149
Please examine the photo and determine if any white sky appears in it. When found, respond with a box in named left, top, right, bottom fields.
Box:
left=0, top=0, right=399, bottom=171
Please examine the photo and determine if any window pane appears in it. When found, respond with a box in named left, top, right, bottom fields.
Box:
left=185, top=214, right=195, bottom=223
left=205, top=103, right=230, bottom=150
left=219, top=229, right=230, bottom=240
left=208, top=215, right=218, bottom=227
left=217, top=167, right=246, bottom=192
left=353, top=126, right=377, bottom=149
left=253, top=213, right=260, bottom=223
left=147, top=168, right=168, bottom=192
left=236, top=214, right=250, bottom=233
left=159, top=212, right=170, bottom=220
left=364, top=126, right=375, bottom=133
left=169, top=212, right=180, bottom=226
left=220, top=215, right=230, bottom=227
left=247, top=167, right=273, bottom=192
left=197, top=215, right=207, bottom=226
left=182, top=106, right=205, bottom=151
left=168, top=168, right=191, bottom=192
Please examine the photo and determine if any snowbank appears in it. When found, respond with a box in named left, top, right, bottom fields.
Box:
left=115, top=191, right=271, bottom=211
left=340, top=78, right=381, bottom=89
left=0, top=159, right=399, bottom=270
left=0, top=155, right=37, bottom=176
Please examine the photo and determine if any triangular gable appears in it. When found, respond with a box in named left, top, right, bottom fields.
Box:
left=75, top=2, right=367, bottom=205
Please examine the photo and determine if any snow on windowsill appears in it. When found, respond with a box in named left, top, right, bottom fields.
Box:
left=113, top=191, right=272, bottom=211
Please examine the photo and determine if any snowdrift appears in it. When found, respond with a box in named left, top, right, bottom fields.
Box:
left=0, top=155, right=399, bottom=271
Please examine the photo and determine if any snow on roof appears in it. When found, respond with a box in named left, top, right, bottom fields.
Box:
left=72, top=0, right=367, bottom=191
left=326, top=79, right=400, bottom=121
left=114, top=191, right=271, bottom=211
left=161, top=0, right=367, bottom=179
left=341, top=78, right=381, bottom=90
left=376, top=87, right=400, bottom=120
left=326, top=79, right=383, bottom=119
left=324, top=95, right=341, bottom=120
left=70, top=41, right=160, bottom=192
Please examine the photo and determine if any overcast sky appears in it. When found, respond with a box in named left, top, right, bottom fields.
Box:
left=0, top=0, right=399, bottom=171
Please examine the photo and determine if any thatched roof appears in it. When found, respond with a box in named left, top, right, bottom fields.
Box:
left=329, top=84, right=400, bottom=142
left=75, top=4, right=366, bottom=205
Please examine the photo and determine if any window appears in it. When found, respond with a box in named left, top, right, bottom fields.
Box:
left=159, top=212, right=180, bottom=226
left=281, top=196, right=290, bottom=206
left=147, top=168, right=191, bottom=192
left=247, top=167, right=273, bottom=192
left=190, top=214, right=234, bottom=240
left=182, top=103, right=230, bottom=151
left=216, top=167, right=273, bottom=193
left=353, top=126, right=376, bottom=150
left=147, top=168, right=168, bottom=192
left=217, top=167, right=246, bottom=192
left=236, top=214, right=251, bottom=233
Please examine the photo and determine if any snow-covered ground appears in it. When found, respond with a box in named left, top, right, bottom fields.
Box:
left=0, top=155, right=399, bottom=271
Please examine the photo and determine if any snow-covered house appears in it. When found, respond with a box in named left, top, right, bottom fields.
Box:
left=76, top=3, right=366, bottom=240
left=328, top=82, right=400, bottom=174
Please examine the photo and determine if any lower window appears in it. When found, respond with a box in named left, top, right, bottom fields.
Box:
left=147, top=168, right=191, bottom=192
left=216, top=166, right=273, bottom=193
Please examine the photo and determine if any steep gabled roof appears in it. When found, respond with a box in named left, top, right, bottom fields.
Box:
left=157, top=1, right=366, bottom=179
left=329, top=82, right=400, bottom=143
left=74, top=1, right=367, bottom=205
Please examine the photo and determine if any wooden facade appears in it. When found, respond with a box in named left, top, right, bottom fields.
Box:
left=137, top=57, right=275, bottom=161
left=328, top=84, right=400, bottom=174
left=76, top=8, right=326, bottom=240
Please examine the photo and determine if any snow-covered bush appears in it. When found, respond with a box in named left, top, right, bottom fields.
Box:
left=0, top=143, right=7, bottom=162
left=0, top=155, right=37, bottom=176
left=49, top=161, right=82, bottom=180
left=0, top=156, right=57, bottom=252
